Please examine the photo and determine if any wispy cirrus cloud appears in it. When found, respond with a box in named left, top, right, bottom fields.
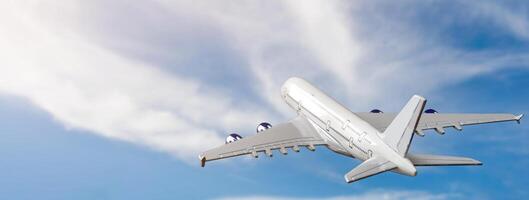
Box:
left=0, top=0, right=527, bottom=162
left=156, top=0, right=529, bottom=109
left=0, top=1, right=272, bottom=161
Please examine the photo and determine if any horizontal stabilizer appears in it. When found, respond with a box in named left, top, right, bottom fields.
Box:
left=344, top=157, right=396, bottom=183
left=407, top=154, right=482, bottom=166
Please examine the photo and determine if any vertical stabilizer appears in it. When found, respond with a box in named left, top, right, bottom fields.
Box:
left=382, top=95, right=426, bottom=156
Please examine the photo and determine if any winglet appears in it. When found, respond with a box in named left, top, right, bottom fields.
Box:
left=515, top=114, right=524, bottom=124
left=199, top=154, right=206, bottom=167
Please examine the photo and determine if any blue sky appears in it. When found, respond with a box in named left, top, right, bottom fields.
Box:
left=1, top=1, right=528, bottom=199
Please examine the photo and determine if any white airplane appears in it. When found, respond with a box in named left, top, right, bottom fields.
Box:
left=199, top=77, right=523, bottom=183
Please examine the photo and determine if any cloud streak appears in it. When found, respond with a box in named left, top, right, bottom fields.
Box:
left=215, top=189, right=460, bottom=200
left=0, top=0, right=528, bottom=162
left=0, top=1, right=272, bottom=161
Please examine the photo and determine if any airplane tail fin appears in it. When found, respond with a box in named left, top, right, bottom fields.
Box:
left=407, top=154, right=482, bottom=166
left=382, top=95, right=426, bottom=156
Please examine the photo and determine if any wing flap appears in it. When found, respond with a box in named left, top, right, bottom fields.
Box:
left=407, top=154, right=482, bottom=166
left=199, top=116, right=327, bottom=166
left=344, top=157, right=396, bottom=183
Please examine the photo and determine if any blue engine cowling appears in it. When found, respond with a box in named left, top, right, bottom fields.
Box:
left=424, top=109, right=438, bottom=114
left=256, top=122, right=272, bottom=133
left=370, top=109, right=383, bottom=113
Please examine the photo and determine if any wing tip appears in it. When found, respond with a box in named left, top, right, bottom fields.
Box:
left=199, top=154, right=206, bottom=167
left=344, top=175, right=355, bottom=184
left=515, top=114, right=524, bottom=124
left=469, top=158, right=483, bottom=166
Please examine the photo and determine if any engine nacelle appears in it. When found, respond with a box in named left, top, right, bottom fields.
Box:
left=225, top=133, right=243, bottom=144
left=370, top=109, right=383, bottom=113
left=424, top=109, right=438, bottom=114
left=256, top=122, right=272, bottom=133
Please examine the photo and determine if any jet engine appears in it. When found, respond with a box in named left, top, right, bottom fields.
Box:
left=256, top=122, right=272, bottom=133
left=370, top=109, right=383, bottom=113
left=424, top=109, right=438, bottom=114
left=225, top=133, right=243, bottom=144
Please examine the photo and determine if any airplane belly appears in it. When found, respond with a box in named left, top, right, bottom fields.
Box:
left=300, top=107, right=369, bottom=159
left=282, top=78, right=375, bottom=160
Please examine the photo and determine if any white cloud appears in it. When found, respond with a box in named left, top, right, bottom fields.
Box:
left=469, top=1, right=529, bottom=41
left=156, top=0, right=529, bottom=109
left=0, top=1, right=272, bottom=161
left=215, top=189, right=460, bottom=200
left=0, top=0, right=527, bottom=162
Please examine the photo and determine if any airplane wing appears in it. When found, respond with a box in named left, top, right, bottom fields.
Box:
left=199, top=116, right=329, bottom=167
left=356, top=113, right=523, bottom=136
left=344, top=156, right=397, bottom=183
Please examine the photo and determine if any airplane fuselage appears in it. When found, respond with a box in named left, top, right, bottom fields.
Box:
left=201, top=76, right=520, bottom=183
left=281, top=77, right=417, bottom=176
